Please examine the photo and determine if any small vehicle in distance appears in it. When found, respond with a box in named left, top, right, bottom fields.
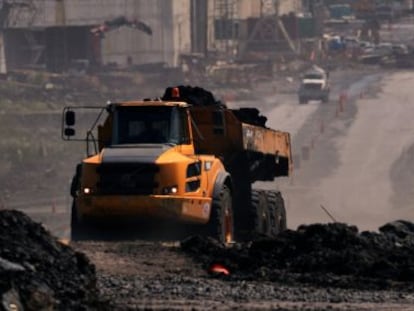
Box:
left=298, top=65, right=330, bottom=104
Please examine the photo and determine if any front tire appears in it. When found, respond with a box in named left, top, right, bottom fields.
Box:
left=71, top=200, right=93, bottom=241
left=70, top=164, right=82, bottom=197
left=208, top=185, right=234, bottom=244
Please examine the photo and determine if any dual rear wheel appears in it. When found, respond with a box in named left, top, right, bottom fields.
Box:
left=250, top=189, right=286, bottom=238
left=206, top=187, right=287, bottom=244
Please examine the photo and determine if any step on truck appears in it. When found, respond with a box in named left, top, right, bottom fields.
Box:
left=62, top=86, right=292, bottom=244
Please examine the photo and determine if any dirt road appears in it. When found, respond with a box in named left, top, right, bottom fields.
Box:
left=72, top=239, right=414, bottom=311
left=276, top=70, right=414, bottom=231
left=62, top=68, right=414, bottom=311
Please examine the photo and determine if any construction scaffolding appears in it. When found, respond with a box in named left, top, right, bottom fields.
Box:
left=237, top=0, right=297, bottom=61
left=211, top=0, right=299, bottom=62
left=213, top=0, right=239, bottom=60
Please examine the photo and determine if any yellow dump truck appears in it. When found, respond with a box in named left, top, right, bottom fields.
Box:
left=62, top=86, right=292, bottom=243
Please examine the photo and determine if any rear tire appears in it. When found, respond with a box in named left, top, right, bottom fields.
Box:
left=207, top=185, right=234, bottom=244
left=266, top=191, right=287, bottom=236
left=251, top=190, right=272, bottom=238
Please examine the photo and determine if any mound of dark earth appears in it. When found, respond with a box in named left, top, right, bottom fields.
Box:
left=0, top=210, right=104, bottom=311
left=181, top=221, right=414, bottom=290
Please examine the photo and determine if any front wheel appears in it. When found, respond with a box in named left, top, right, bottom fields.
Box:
left=207, top=185, right=234, bottom=244
left=71, top=200, right=93, bottom=241
left=321, top=94, right=330, bottom=103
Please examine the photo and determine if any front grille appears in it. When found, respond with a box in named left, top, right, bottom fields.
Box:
left=303, top=83, right=322, bottom=90
left=96, top=163, right=159, bottom=195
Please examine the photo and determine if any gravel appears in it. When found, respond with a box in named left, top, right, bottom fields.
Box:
left=2, top=210, right=414, bottom=310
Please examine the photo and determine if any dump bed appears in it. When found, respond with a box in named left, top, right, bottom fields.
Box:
left=161, top=85, right=292, bottom=179
left=190, top=106, right=292, bottom=180
left=242, top=123, right=291, bottom=159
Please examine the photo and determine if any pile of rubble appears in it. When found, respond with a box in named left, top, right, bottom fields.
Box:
left=3, top=208, right=414, bottom=309
left=0, top=210, right=105, bottom=310
left=181, top=220, right=414, bottom=290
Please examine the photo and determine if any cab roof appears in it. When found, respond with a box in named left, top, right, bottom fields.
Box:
left=110, top=100, right=190, bottom=108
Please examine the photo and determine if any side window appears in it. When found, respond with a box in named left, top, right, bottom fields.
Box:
left=180, top=111, right=190, bottom=143
left=170, top=107, right=190, bottom=144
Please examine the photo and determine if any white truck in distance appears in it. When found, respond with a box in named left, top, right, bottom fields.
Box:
left=298, top=65, right=330, bottom=104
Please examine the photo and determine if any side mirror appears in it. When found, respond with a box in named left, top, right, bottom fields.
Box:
left=65, top=110, right=75, bottom=126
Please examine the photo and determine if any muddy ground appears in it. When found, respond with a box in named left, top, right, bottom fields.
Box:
left=2, top=210, right=414, bottom=311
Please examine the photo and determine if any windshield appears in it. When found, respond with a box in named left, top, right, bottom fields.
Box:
left=304, top=73, right=323, bottom=80
left=112, top=106, right=189, bottom=145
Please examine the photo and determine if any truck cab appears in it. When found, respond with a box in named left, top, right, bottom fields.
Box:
left=298, top=65, right=330, bottom=104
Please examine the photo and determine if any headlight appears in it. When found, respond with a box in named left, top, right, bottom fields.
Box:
left=162, top=186, right=178, bottom=195
left=83, top=187, right=91, bottom=194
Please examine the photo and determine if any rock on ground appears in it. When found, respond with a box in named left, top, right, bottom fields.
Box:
left=0, top=210, right=106, bottom=311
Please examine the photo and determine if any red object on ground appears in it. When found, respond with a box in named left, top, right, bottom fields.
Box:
left=209, top=263, right=230, bottom=276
